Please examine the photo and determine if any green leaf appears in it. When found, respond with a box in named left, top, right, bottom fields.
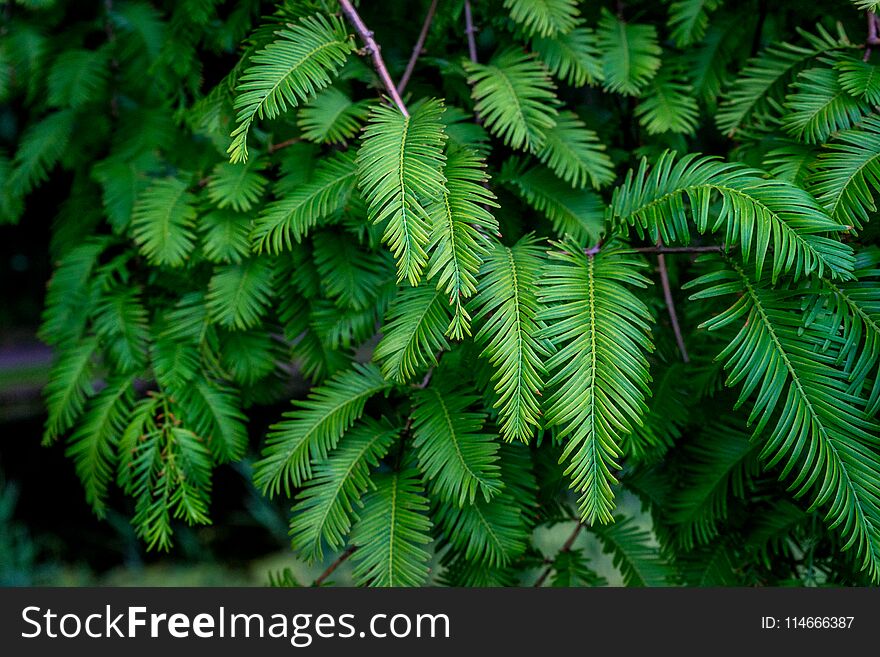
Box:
left=782, top=65, right=870, bottom=144
left=635, top=68, right=700, bottom=135
left=538, top=241, right=654, bottom=524
left=667, top=0, right=722, bottom=48
left=351, top=469, right=433, bottom=587
left=503, top=0, right=580, bottom=38
left=255, top=363, right=392, bottom=496
left=464, top=48, right=559, bottom=152
left=835, top=58, right=880, bottom=105
left=357, top=99, right=448, bottom=286
left=591, top=515, right=672, bottom=586
left=131, top=177, right=197, bottom=267
left=596, top=9, right=662, bottom=97
left=532, top=26, right=604, bottom=87
left=44, top=337, right=97, bottom=444
left=411, top=382, right=502, bottom=506
left=298, top=87, right=371, bottom=145
left=206, top=159, right=268, bottom=212
left=228, top=14, right=355, bottom=162
left=537, top=111, right=615, bottom=189
left=206, top=257, right=274, bottom=330
left=471, top=237, right=550, bottom=442
left=290, top=418, right=398, bottom=563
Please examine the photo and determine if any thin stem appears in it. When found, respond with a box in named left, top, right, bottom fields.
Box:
left=533, top=522, right=584, bottom=587
left=632, top=245, right=723, bottom=254
left=866, top=12, right=880, bottom=61
left=268, top=137, right=302, bottom=153
left=656, top=242, right=690, bottom=363
left=464, top=0, right=478, bottom=63
left=313, top=546, right=358, bottom=586
left=338, top=0, right=409, bottom=117
left=397, top=0, right=439, bottom=95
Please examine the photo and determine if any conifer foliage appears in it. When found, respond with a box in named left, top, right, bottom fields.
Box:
left=7, top=0, right=880, bottom=586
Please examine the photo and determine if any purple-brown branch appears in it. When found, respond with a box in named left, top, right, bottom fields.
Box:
left=656, top=246, right=690, bottom=363
left=338, top=0, right=409, bottom=116
left=866, top=12, right=880, bottom=61
left=533, top=522, right=584, bottom=587
left=397, top=0, right=439, bottom=95
left=313, top=546, right=358, bottom=586
left=464, top=0, right=478, bottom=63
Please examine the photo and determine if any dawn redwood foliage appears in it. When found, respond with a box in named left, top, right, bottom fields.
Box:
left=5, top=0, right=880, bottom=586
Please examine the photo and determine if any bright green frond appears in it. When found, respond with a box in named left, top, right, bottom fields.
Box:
left=9, top=109, right=75, bottom=196
left=667, top=0, right=722, bottom=48
left=835, top=58, right=880, bottom=105
left=206, top=256, right=274, bottom=330
left=290, top=418, right=398, bottom=563
left=351, top=469, right=433, bottom=587
left=206, top=159, right=268, bottom=212
left=537, top=111, right=615, bottom=189
left=298, top=87, right=371, bottom=145
left=464, top=48, right=559, bottom=152
left=503, top=0, right=580, bottom=38
left=596, top=9, right=662, bottom=97
left=610, top=151, right=855, bottom=281
left=590, top=515, right=673, bottom=586
left=532, top=26, right=604, bottom=88
left=357, top=100, right=448, bottom=286
left=252, top=150, right=358, bottom=253
left=635, top=68, right=700, bottom=135
left=538, top=241, right=654, bottom=525
left=43, top=337, right=97, bottom=445
left=373, top=283, right=451, bottom=383
left=254, top=363, right=392, bottom=497
left=411, top=382, right=502, bottom=506
left=471, top=236, right=550, bottom=442
left=228, top=13, right=355, bottom=162
left=782, top=65, right=870, bottom=144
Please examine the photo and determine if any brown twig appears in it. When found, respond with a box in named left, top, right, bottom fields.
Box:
left=338, top=0, right=409, bottom=116
left=313, top=546, right=358, bottom=586
left=655, top=241, right=689, bottom=363
left=534, top=522, right=584, bottom=587
left=632, top=245, right=723, bottom=254
left=397, top=0, right=439, bottom=95
left=464, top=0, right=478, bottom=63
left=268, top=137, right=302, bottom=153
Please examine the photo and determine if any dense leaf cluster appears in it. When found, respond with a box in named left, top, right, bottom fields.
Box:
left=4, top=0, right=880, bottom=586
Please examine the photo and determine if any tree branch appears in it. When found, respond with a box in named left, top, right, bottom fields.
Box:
left=313, top=545, right=358, bottom=586
left=656, top=244, right=690, bottom=363
left=338, top=0, right=409, bottom=117
left=464, top=0, right=478, bottom=63
left=397, top=0, right=439, bottom=95
left=632, top=245, right=723, bottom=254
left=866, top=12, right=880, bottom=61
left=533, top=522, right=584, bottom=587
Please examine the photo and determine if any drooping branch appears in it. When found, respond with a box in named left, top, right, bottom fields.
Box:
left=533, top=522, right=584, bottom=587
left=397, top=0, right=439, bottom=95
left=338, top=0, right=409, bottom=116
left=464, top=0, right=478, bottom=63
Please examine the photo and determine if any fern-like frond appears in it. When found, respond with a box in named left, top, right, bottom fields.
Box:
left=782, top=65, right=869, bottom=144
left=537, top=111, right=615, bottom=189
left=373, top=283, right=451, bottom=383
left=252, top=150, right=358, bottom=253
left=426, top=146, right=498, bottom=338
left=254, top=363, right=392, bottom=496
left=357, top=100, right=448, bottom=286
left=596, top=9, right=662, bottom=97
left=206, top=159, right=268, bottom=212
left=9, top=109, right=75, bottom=196
left=65, top=374, right=135, bottom=517
left=464, top=48, right=558, bottom=152
left=635, top=69, right=700, bottom=135
left=809, top=114, right=880, bottom=230
left=667, top=0, right=722, bottom=48
left=93, top=285, right=150, bottom=373
left=43, top=337, right=97, bottom=444
left=200, top=209, right=252, bottom=263
left=715, top=25, right=852, bottom=136
left=835, top=58, right=880, bottom=105
left=669, top=420, right=758, bottom=549
left=411, top=382, right=502, bottom=506
left=289, top=418, right=398, bottom=562
left=47, top=48, right=108, bottom=108
left=228, top=14, right=355, bottom=162
left=503, top=0, right=580, bottom=38
left=502, top=161, right=605, bottom=243
left=471, top=236, right=550, bottom=442
left=532, top=26, right=604, bottom=88
left=298, top=87, right=371, bottom=145
left=610, top=151, right=855, bottom=281
left=131, top=176, right=197, bottom=267
left=351, top=469, right=433, bottom=587
left=686, top=260, right=880, bottom=579
left=538, top=241, right=654, bottom=524
left=177, top=380, right=249, bottom=463
left=590, top=515, right=673, bottom=586
left=206, top=256, right=274, bottom=330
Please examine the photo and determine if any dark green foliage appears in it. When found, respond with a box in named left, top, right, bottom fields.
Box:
left=9, top=0, right=880, bottom=586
